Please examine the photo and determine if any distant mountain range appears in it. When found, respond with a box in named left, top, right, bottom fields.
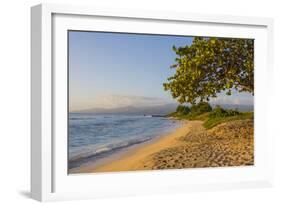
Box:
left=72, top=103, right=253, bottom=115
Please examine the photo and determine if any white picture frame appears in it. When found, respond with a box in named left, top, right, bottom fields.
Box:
left=31, top=3, right=274, bottom=202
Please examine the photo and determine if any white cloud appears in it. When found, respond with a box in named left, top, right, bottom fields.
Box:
left=87, top=94, right=172, bottom=109
left=209, top=92, right=253, bottom=105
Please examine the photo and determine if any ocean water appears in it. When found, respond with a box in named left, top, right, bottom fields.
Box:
left=68, top=113, right=181, bottom=169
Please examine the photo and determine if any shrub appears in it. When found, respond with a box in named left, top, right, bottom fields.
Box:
left=209, top=105, right=228, bottom=118
left=227, top=109, right=240, bottom=116
left=190, top=102, right=212, bottom=115
left=176, top=105, right=190, bottom=115
left=209, top=105, right=240, bottom=118
left=176, top=105, right=185, bottom=113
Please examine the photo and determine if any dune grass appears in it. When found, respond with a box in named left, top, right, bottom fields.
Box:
left=203, top=112, right=254, bottom=129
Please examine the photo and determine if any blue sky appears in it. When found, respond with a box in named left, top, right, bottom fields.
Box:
left=69, top=31, right=253, bottom=111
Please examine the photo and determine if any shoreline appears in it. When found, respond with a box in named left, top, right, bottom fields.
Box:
left=69, top=118, right=254, bottom=174
left=69, top=120, right=200, bottom=174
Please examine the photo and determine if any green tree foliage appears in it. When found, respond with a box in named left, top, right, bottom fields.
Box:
left=163, top=37, right=254, bottom=104
left=176, top=105, right=190, bottom=115
left=190, top=102, right=212, bottom=115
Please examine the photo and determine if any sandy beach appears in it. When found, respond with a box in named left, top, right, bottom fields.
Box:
left=70, top=118, right=253, bottom=174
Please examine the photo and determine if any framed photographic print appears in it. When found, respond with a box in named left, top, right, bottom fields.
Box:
left=31, top=3, right=274, bottom=201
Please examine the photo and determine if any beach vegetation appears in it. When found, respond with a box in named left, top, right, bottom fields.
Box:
left=176, top=105, right=190, bottom=115
left=208, top=105, right=240, bottom=118
left=168, top=102, right=253, bottom=129
left=203, top=111, right=253, bottom=129
left=190, top=102, right=212, bottom=115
